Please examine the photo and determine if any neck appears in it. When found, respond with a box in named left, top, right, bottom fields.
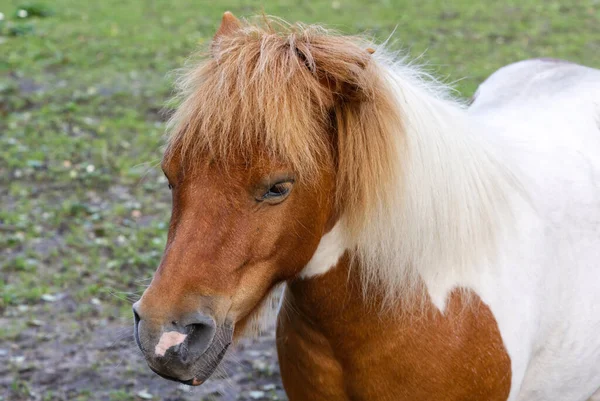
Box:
left=338, top=59, right=520, bottom=307
left=278, top=255, right=512, bottom=401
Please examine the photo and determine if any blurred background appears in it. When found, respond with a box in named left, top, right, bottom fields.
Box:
left=1, top=0, right=599, bottom=400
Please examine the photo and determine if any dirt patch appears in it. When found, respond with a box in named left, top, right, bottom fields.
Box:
left=1, top=297, right=286, bottom=401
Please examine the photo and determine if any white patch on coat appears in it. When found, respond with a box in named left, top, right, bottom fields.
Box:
left=154, top=331, right=187, bottom=357
left=299, top=221, right=347, bottom=279
left=464, top=59, right=600, bottom=401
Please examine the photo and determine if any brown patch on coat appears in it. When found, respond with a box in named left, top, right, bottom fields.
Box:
left=278, top=254, right=512, bottom=401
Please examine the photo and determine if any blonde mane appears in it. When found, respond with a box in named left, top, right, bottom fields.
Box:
left=167, top=16, right=519, bottom=307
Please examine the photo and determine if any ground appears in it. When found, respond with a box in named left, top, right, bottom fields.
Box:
left=1, top=1, right=599, bottom=400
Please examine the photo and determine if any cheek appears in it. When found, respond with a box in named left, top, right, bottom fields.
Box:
left=226, top=181, right=335, bottom=317
left=227, top=199, right=326, bottom=298
left=228, top=262, right=277, bottom=320
left=268, top=193, right=334, bottom=277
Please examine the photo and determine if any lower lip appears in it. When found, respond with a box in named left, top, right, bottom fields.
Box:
left=149, top=342, right=231, bottom=386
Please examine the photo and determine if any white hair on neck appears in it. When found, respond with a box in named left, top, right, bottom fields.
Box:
left=345, top=50, right=523, bottom=308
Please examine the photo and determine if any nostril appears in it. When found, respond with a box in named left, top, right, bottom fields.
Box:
left=132, top=305, right=143, bottom=351
left=183, top=318, right=217, bottom=360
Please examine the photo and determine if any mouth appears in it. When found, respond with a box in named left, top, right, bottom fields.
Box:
left=147, top=326, right=233, bottom=386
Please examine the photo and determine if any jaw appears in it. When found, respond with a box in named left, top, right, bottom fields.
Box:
left=147, top=325, right=234, bottom=386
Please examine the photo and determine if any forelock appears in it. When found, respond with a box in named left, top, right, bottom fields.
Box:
left=165, top=17, right=374, bottom=178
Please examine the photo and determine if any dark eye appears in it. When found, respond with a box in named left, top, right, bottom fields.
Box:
left=163, top=171, right=173, bottom=190
left=266, top=183, right=289, bottom=197
left=260, top=181, right=293, bottom=203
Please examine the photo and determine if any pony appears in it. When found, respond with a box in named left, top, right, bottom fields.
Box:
left=132, top=12, right=600, bottom=401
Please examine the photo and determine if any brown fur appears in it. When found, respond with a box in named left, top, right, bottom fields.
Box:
left=138, top=150, right=335, bottom=329
left=278, top=254, right=512, bottom=401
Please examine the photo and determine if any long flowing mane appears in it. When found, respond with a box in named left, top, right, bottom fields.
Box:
left=166, top=16, right=521, bottom=308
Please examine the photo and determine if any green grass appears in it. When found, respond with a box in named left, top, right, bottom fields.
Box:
left=1, top=0, right=599, bottom=312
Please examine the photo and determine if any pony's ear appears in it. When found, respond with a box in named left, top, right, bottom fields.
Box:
left=214, top=11, right=242, bottom=41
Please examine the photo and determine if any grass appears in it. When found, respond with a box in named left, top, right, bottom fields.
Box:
left=2, top=0, right=600, bottom=309
left=0, top=0, right=599, bottom=399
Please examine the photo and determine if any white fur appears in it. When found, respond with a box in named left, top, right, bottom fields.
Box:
left=299, top=221, right=347, bottom=279
left=466, top=59, right=600, bottom=401
left=155, top=331, right=187, bottom=357
left=346, top=52, right=521, bottom=307
left=298, top=58, right=600, bottom=400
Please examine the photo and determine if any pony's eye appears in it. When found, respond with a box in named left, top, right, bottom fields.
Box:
left=168, top=184, right=173, bottom=190
left=266, top=183, right=289, bottom=196
left=261, top=181, right=293, bottom=203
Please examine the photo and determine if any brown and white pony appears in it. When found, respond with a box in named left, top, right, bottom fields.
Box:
left=133, top=12, right=600, bottom=401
